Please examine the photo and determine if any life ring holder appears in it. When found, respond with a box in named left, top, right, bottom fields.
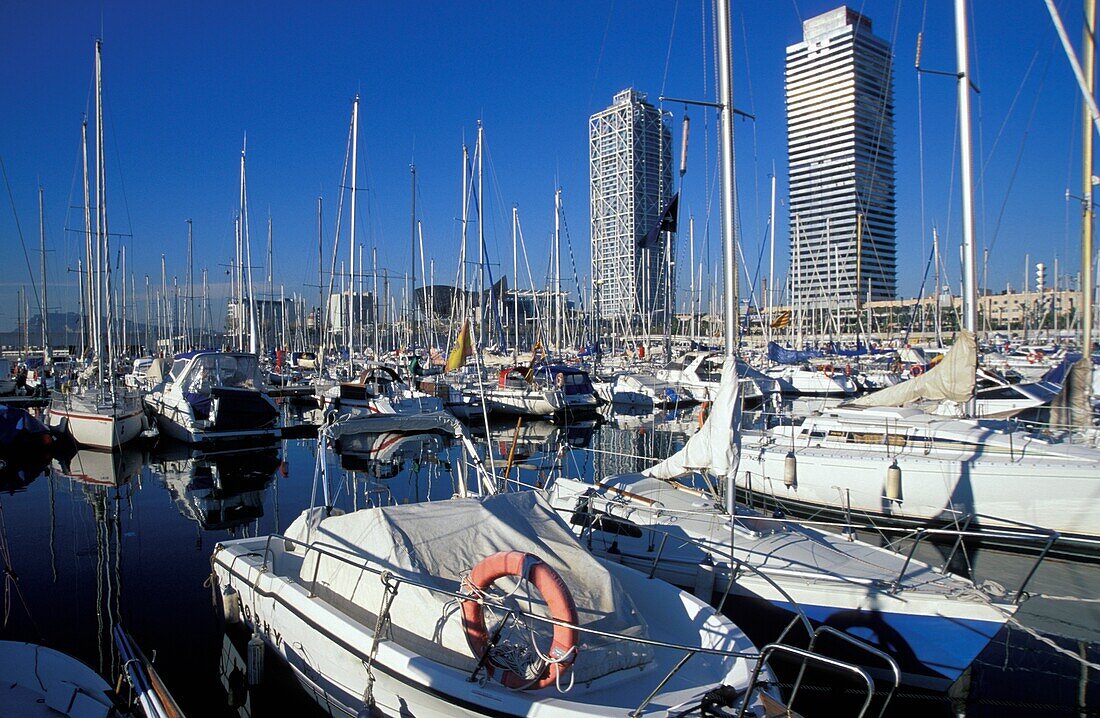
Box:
left=461, top=551, right=578, bottom=691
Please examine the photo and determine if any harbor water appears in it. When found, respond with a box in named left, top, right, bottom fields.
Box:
left=0, top=407, right=1097, bottom=717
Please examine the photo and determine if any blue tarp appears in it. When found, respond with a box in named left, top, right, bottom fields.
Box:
left=767, top=342, right=823, bottom=365
left=1041, top=353, right=1083, bottom=385
left=0, top=404, right=50, bottom=446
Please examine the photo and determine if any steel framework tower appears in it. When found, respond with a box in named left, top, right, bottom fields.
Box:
left=786, top=7, right=896, bottom=309
left=590, top=89, right=673, bottom=322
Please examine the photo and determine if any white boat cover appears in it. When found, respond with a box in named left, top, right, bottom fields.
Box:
left=326, top=411, right=470, bottom=442
left=285, top=491, right=652, bottom=684
left=643, top=359, right=741, bottom=480
left=849, top=331, right=977, bottom=408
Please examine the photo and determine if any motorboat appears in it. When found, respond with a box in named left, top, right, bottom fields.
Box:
left=320, top=364, right=444, bottom=417
left=480, top=364, right=598, bottom=417
left=657, top=352, right=780, bottom=405
left=144, top=350, right=281, bottom=444
left=594, top=369, right=690, bottom=409
left=211, top=489, right=789, bottom=718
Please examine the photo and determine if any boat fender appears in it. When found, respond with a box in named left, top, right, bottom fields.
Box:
left=247, top=632, right=265, bottom=687
left=910, top=364, right=924, bottom=377
left=885, top=460, right=902, bottom=502
left=222, top=585, right=241, bottom=624
left=461, top=551, right=578, bottom=690
left=783, top=451, right=797, bottom=488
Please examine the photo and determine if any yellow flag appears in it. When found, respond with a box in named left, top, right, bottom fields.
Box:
left=445, top=319, right=473, bottom=372
left=770, top=310, right=791, bottom=329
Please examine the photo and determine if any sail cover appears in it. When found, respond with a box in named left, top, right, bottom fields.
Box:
left=284, top=491, right=652, bottom=684
left=849, top=331, right=977, bottom=407
left=644, top=358, right=741, bottom=480
left=767, top=342, right=822, bottom=365
left=1049, top=356, right=1093, bottom=430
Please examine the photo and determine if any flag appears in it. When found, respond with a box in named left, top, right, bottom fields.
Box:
left=770, top=310, right=791, bottom=329
left=638, top=192, right=680, bottom=248
left=445, top=319, right=473, bottom=372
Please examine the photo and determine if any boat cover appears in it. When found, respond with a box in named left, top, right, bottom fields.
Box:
left=285, top=491, right=653, bottom=684
left=644, top=359, right=741, bottom=480
left=848, top=331, right=976, bottom=408
left=766, top=342, right=822, bottom=365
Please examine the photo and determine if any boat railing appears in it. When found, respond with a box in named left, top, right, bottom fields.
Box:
left=736, top=643, right=875, bottom=718
left=537, top=474, right=1071, bottom=603
left=258, top=532, right=761, bottom=662
left=790, top=625, right=900, bottom=718
left=249, top=531, right=853, bottom=717
left=1009, top=417, right=1100, bottom=447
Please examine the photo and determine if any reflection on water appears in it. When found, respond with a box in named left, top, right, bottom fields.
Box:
left=0, top=410, right=1094, bottom=717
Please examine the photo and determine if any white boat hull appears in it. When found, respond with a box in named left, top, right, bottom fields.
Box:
left=48, top=395, right=147, bottom=450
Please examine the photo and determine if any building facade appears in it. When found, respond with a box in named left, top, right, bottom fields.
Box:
left=786, top=6, right=896, bottom=309
left=590, top=88, right=674, bottom=322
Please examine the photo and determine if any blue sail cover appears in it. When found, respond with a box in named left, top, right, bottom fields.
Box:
left=767, top=342, right=822, bottom=365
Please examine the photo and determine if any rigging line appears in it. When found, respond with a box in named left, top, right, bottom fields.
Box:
left=739, top=7, right=763, bottom=249
left=660, top=0, right=681, bottom=98
left=585, top=0, right=616, bottom=114
left=917, top=0, right=929, bottom=294
left=987, top=47, right=1055, bottom=254
left=978, top=49, right=1042, bottom=179
left=103, top=83, right=136, bottom=271
left=1, top=157, right=43, bottom=314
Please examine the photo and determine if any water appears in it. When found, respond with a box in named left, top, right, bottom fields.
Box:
left=0, top=408, right=1097, bottom=717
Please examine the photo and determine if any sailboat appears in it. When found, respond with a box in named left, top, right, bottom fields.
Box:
left=47, top=40, right=150, bottom=451
left=733, top=1, right=1100, bottom=553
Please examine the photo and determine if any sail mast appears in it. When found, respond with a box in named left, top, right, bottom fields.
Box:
left=716, top=0, right=738, bottom=358
left=954, top=0, right=979, bottom=336
left=348, top=95, right=359, bottom=358
left=1083, top=0, right=1096, bottom=356
left=39, top=187, right=49, bottom=362
left=94, top=39, right=105, bottom=385
left=82, top=116, right=94, bottom=359
left=410, top=163, right=417, bottom=348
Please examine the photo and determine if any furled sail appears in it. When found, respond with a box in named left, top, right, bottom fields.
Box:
left=644, top=358, right=741, bottom=480
left=849, top=331, right=976, bottom=407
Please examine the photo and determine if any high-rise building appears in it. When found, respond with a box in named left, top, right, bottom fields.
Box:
left=786, top=6, right=896, bottom=309
left=590, top=88, right=674, bottom=321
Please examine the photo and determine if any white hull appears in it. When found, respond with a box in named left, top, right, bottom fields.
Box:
left=213, top=531, right=765, bottom=718
left=737, top=409, right=1100, bottom=541
left=48, top=393, right=147, bottom=450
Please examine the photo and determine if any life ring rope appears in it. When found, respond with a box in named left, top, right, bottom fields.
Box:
left=461, top=551, right=578, bottom=691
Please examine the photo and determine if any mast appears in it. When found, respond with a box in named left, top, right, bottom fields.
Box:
left=349, top=94, right=359, bottom=358
left=39, top=187, right=49, bottom=361
left=512, top=205, right=519, bottom=359
left=94, top=39, right=106, bottom=386
left=317, top=195, right=324, bottom=354
left=716, top=0, right=739, bottom=357
left=768, top=167, right=776, bottom=314
left=267, top=215, right=273, bottom=353
left=954, top=0, right=979, bottom=337
left=554, top=187, right=562, bottom=353
left=477, top=122, right=485, bottom=347
left=689, top=215, right=697, bottom=340
left=187, top=218, right=194, bottom=349
left=241, top=141, right=258, bottom=355
left=410, top=163, right=417, bottom=348
left=82, top=115, right=95, bottom=359
left=1084, top=0, right=1096, bottom=355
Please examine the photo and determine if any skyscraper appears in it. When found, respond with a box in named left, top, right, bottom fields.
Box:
left=590, top=88, right=674, bottom=322
left=786, top=7, right=896, bottom=309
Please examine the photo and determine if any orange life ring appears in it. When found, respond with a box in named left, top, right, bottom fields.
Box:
left=461, top=551, right=578, bottom=690
left=844, top=364, right=852, bottom=377
left=699, top=400, right=712, bottom=427
left=822, top=364, right=834, bottom=377
left=910, top=364, right=924, bottom=377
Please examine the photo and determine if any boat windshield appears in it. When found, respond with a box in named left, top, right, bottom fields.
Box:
left=181, top=354, right=262, bottom=394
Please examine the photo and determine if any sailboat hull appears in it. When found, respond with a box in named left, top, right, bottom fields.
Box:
left=47, top=394, right=147, bottom=450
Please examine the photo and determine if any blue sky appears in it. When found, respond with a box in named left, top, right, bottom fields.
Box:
left=0, top=1, right=1091, bottom=332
